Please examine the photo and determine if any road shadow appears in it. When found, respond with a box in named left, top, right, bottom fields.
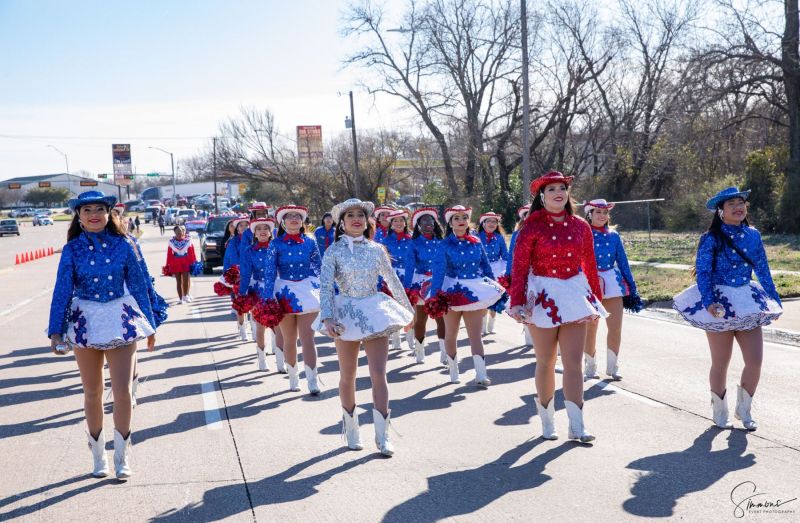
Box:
left=150, top=448, right=380, bottom=522
left=0, top=474, right=117, bottom=519
left=622, top=428, right=756, bottom=517
left=381, top=438, right=578, bottom=522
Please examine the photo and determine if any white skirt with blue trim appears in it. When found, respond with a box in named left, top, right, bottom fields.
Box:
left=598, top=268, right=630, bottom=299
left=673, top=281, right=782, bottom=332
left=274, top=276, right=321, bottom=315
left=67, top=295, right=155, bottom=350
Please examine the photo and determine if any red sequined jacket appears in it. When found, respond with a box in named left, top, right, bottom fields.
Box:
left=509, top=209, right=603, bottom=306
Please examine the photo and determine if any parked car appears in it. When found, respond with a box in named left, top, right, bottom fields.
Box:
left=32, top=213, right=54, bottom=226
left=163, top=207, right=180, bottom=225
left=176, top=197, right=188, bottom=207
left=200, top=216, right=232, bottom=273
left=0, top=219, right=20, bottom=236
left=125, top=199, right=146, bottom=212
left=175, top=209, right=197, bottom=225
left=143, top=206, right=162, bottom=223
left=146, top=200, right=162, bottom=208
left=9, top=208, right=36, bottom=218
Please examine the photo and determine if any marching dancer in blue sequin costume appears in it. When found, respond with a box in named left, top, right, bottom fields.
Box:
left=506, top=204, right=533, bottom=347
left=478, top=211, right=509, bottom=336
left=582, top=199, right=642, bottom=381
left=48, top=191, right=156, bottom=480
left=381, top=209, right=415, bottom=352
left=673, top=187, right=782, bottom=432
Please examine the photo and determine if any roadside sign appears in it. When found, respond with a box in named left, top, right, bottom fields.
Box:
left=147, top=172, right=159, bottom=177
left=98, top=173, right=108, bottom=179
left=38, top=181, right=51, bottom=188
left=377, top=187, right=386, bottom=204
left=296, top=125, right=323, bottom=163
left=112, top=144, right=133, bottom=186
left=238, top=183, right=247, bottom=195
left=7, top=183, right=21, bottom=189
left=80, top=180, right=98, bottom=187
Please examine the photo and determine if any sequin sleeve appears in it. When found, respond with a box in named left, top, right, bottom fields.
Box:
left=309, top=236, right=322, bottom=276
left=695, top=233, right=716, bottom=308
left=402, top=241, right=417, bottom=288
left=479, top=243, right=495, bottom=279
left=238, top=247, right=253, bottom=296
left=260, top=242, right=279, bottom=297
left=509, top=224, right=533, bottom=307
left=751, top=229, right=781, bottom=304
left=124, top=243, right=156, bottom=329
left=499, top=234, right=509, bottom=261
left=506, top=231, right=518, bottom=276
left=579, top=222, right=603, bottom=300
left=47, top=244, right=76, bottom=337
left=223, top=237, right=239, bottom=271
left=379, top=244, right=413, bottom=313
left=133, top=236, right=168, bottom=328
left=613, top=232, right=637, bottom=293
left=188, top=243, right=197, bottom=264
left=428, top=240, right=448, bottom=296
left=318, top=242, right=337, bottom=322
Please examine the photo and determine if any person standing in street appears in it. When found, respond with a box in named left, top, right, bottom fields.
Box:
left=158, top=214, right=165, bottom=236
left=508, top=171, right=606, bottom=443
left=318, top=198, right=414, bottom=456
left=673, top=187, right=782, bottom=431
left=48, top=190, right=157, bottom=480
left=381, top=209, right=414, bottom=352
left=314, top=212, right=335, bottom=258
left=134, top=215, right=140, bottom=234
left=505, top=204, right=533, bottom=347
left=582, top=199, right=643, bottom=381
left=163, top=224, right=201, bottom=303
left=478, top=211, right=509, bottom=335
left=426, top=205, right=505, bottom=387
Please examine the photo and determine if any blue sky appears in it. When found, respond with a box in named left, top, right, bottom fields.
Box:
left=0, top=0, right=405, bottom=179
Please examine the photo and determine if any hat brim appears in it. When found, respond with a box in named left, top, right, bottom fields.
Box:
left=276, top=208, right=309, bottom=224
left=250, top=220, right=276, bottom=233
left=68, top=195, right=117, bottom=212
left=412, top=209, right=439, bottom=228
left=530, top=176, right=574, bottom=196
left=332, top=201, right=375, bottom=223
left=444, top=208, right=473, bottom=223
left=706, top=190, right=750, bottom=210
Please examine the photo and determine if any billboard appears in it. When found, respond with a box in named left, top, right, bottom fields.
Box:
left=296, top=126, right=323, bottom=163
left=112, top=144, right=132, bottom=186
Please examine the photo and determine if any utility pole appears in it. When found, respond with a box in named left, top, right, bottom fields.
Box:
left=349, top=91, right=361, bottom=198
left=520, top=0, right=532, bottom=203
left=213, top=137, right=219, bottom=215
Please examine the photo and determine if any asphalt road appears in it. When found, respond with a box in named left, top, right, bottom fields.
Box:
left=0, top=230, right=798, bottom=522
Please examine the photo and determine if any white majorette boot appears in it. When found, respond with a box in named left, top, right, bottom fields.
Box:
left=405, top=330, right=415, bottom=352
left=113, top=429, right=132, bottom=480
left=734, top=385, right=758, bottom=431
left=606, top=349, right=622, bottom=380
left=447, top=354, right=460, bottom=384
left=341, top=407, right=363, bottom=450
left=263, top=327, right=274, bottom=355
left=487, top=314, right=496, bottom=334
left=481, top=314, right=489, bottom=336
left=238, top=322, right=248, bottom=342
left=287, top=363, right=301, bottom=392
left=392, top=331, right=401, bottom=351
left=438, top=339, right=448, bottom=366
left=534, top=399, right=558, bottom=440
left=565, top=400, right=595, bottom=442
left=711, top=390, right=733, bottom=429
left=87, top=431, right=110, bottom=478
left=274, top=346, right=287, bottom=374
left=373, top=408, right=395, bottom=457
left=414, top=339, right=425, bottom=364
left=472, top=355, right=491, bottom=387
left=256, top=346, right=269, bottom=371
left=305, top=366, right=321, bottom=396
left=523, top=327, right=533, bottom=347
left=584, top=354, right=599, bottom=380
left=249, top=316, right=258, bottom=341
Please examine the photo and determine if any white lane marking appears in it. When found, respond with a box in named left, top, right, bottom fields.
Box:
left=200, top=381, right=224, bottom=430
left=0, top=287, right=53, bottom=317
left=587, top=379, right=665, bottom=408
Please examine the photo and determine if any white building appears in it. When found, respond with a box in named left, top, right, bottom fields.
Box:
left=2, top=173, right=123, bottom=203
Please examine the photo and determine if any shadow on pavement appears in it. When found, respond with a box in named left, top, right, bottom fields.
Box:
left=381, top=438, right=579, bottom=522
left=0, top=474, right=116, bottom=520
left=623, top=428, right=756, bottom=517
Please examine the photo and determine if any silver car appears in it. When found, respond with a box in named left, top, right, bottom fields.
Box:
left=0, top=219, right=20, bottom=236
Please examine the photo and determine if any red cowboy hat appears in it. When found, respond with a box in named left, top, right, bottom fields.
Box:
left=530, top=171, right=574, bottom=196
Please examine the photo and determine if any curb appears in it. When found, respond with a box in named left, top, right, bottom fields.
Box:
left=634, top=305, right=800, bottom=348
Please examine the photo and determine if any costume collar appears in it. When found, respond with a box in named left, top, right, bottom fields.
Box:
left=343, top=234, right=365, bottom=253
left=283, top=233, right=305, bottom=244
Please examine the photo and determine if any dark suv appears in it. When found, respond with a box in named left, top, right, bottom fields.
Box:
left=200, top=216, right=234, bottom=274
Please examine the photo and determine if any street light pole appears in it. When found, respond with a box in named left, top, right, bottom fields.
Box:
left=46, top=145, right=71, bottom=196
left=212, top=137, right=219, bottom=215
left=520, top=0, right=532, bottom=204
left=349, top=91, right=361, bottom=198
left=148, top=146, right=177, bottom=204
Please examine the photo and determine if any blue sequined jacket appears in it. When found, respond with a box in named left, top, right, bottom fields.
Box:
left=314, top=226, right=335, bottom=258
left=238, top=240, right=276, bottom=299
left=132, top=236, right=168, bottom=328
left=505, top=230, right=520, bottom=276
left=381, top=231, right=413, bottom=270
left=592, top=227, right=637, bottom=293
left=223, top=234, right=242, bottom=271
left=429, top=234, right=495, bottom=295
left=48, top=230, right=156, bottom=337
left=402, top=235, right=441, bottom=287
left=262, top=234, right=322, bottom=297
left=695, top=223, right=780, bottom=308
left=478, top=230, right=509, bottom=263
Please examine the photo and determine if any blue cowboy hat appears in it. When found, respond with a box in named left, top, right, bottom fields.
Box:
left=706, top=187, right=751, bottom=210
left=68, top=190, right=117, bottom=211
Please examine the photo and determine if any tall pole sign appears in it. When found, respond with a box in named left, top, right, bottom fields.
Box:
left=112, top=144, right=133, bottom=186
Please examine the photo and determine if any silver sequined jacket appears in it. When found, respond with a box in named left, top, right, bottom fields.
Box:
left=319, top=237, right=413, bottom=322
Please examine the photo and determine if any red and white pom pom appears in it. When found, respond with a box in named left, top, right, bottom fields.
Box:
left=213, top=281, right=231, bottom=297
left=232, top=291, right=259, bottom=314
left=252, top=298, right=285, bottom=328
left=223, top=265, right=240, bottom=286
left=161, top=265, right=173, bottom=277
left=497, top=274, right=511, bottom=291
left=405, top=287, right=421, bottom=306
left=424, top=291, right=450, bottom=319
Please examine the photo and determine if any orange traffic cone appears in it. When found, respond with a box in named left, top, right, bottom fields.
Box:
left=31, top=250, right=36, bottom=260
left=15, top=254, right=20, bottom=264
left=48, top=246, right=54, bottom=255
left=39, top=248, right=43, bottom=258
left=22, top=252, right=28, bottom=263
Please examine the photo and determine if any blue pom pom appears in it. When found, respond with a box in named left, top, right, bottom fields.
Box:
left=623, top=293, right=644, bottom=313
left=190, top=261, right=203, bottom=277
left=489, top=292, right=509, bottom=313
